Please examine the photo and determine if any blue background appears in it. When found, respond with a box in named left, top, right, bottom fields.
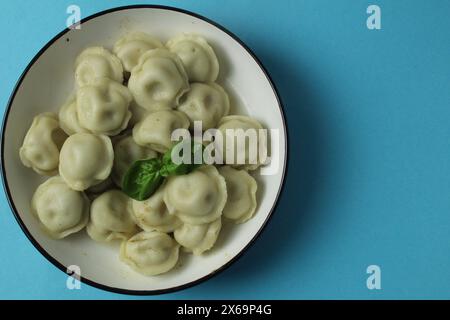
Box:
left=1, top=0, right=449, bottom=299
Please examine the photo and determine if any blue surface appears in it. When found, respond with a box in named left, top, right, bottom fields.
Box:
left=1, top=0, right=450, bottom=299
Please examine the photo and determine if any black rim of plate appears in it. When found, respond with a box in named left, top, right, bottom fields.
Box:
left=0, top=4, right=289, bottom=296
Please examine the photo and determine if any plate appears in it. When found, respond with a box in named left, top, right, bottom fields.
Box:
left=1, top=5, right=287, bottom=294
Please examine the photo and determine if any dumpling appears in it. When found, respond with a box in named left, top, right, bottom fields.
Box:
left=132, top=185, right=182, bottom=233
left=128, top=100, right=149, bottom=127
left=128, top=48, right=189, bottom=111
left=31, top=176, right=89, bottom=239
left=174, top=218, right=221, bottom=255
left=58, top=96, right=88, bottom=135
left=178, top=82, right=230, bottom=130
left=217, top=115, right=267, bottom=170
left=112, top=136, right=158, bottom=187
left=113, top=32, right=163, bottom=72
left=76, top=77, right=132, bottom=136
left=166, top=34, right=219, bottom=82
left=59, top=133, right=114, bottom=191
left=119, top=230, right=180, bottom=276
left=163, top=166, right=227, bottom=225
left=74, top=47, right=123, bottom=87
left=87, top=190, right=138, bottom=242
left=218, top=166, right=257, bottom=223
left=132, top=110, right=189, bottom=153
left=19, top=112, right=67, bottom=175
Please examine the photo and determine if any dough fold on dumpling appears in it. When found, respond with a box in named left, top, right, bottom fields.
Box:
left=178, top=82, right=230, bottom=130
left=120, top=230, right=180, bottom=276
left=128, top=48, right=189, bottom=111
left=19, top=112, right=67, bottom=175
left=217, top=115, right=267, bottom=170
left=132, top=110, right=189, bottom=153
left=163, top=166, right=227, bottom=225
left=132, top=185, right=182, bottom=233
left=112, top=135, right=158, bottom=186
left=166, top=34, right=219, bottom=82
left=87, top=190, right=138, bottom=242
left=59, top=133, right=114, bottom=191
left=31, top=176, right=89, bottom=239
left=74, top=46, right=123, bottom=87
left=218, top=166, right=257, bottom=223
left=113, top=32, right=163, bottom=72
left=58, top=96, right=89, bottom=135
left=174, top=218, right=221, bottom=255
left=76, top=77, right=132, bottom=136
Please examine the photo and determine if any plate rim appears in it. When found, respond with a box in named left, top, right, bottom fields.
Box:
left=0, top=4, right=289, bottom=296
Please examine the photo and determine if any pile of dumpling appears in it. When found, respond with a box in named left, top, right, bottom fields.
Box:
left=19, top=32, right=266, bottom=276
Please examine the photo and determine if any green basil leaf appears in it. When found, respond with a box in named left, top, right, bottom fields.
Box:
left=160, top=140, right=205, bottom=177
left=122, top=158, right=164, bottom=201
left=122, top=141, right=205, bottom=201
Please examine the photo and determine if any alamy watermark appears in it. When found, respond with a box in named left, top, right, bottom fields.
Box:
left=367, top=5, right=381, bottom=30
left=366, top=265, right=381, bottom=290
left=66, top=265, right=81, bottom=290
left=66, top=5, right=81, bottom=30
left=170, top=121, right=281, bottom=176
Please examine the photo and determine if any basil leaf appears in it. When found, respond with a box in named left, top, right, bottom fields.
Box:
left=122, top=158, right=164, bottom=201
left=122, top=141, right=205, bottom=201
left=160, top=140, right=205, bottom=177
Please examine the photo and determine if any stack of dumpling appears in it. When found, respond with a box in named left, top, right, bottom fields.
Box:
left=19, top=32, right=266, bottom=276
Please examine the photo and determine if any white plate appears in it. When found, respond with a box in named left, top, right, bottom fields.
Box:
left=1, top=5, right=287, bottom=294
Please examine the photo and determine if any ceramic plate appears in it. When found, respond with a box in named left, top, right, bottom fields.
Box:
left=1, top=5, right=287, bottom=294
